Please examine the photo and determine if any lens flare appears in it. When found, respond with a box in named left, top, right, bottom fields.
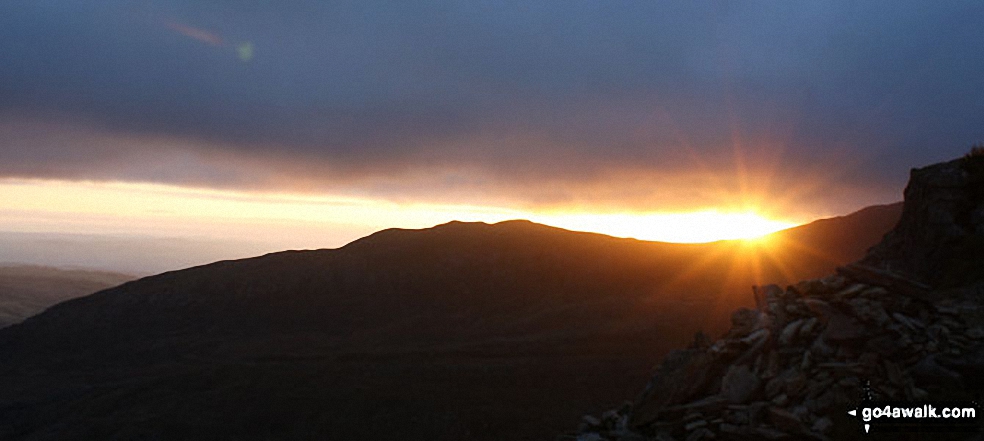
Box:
left=165, top=21, right=225, bottom=47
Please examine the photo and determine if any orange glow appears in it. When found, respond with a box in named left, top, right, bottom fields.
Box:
left=0, top=179, right=800, bottom=248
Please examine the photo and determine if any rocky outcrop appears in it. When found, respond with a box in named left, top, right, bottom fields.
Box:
left=568, top=155, right=984, bottom=440
left=861, top=156, right=984, bottom=288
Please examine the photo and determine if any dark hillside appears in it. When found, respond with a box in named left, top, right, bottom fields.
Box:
left=0, top=204, right=901, bottom=440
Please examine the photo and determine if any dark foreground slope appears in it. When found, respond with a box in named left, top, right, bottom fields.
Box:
left=0, top=204, right=899, bottom=440
left=0, top=265, right=133, bottom=329
left=574, top=156, right=984, bottom=440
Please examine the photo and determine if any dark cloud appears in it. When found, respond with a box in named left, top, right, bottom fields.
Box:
left=1, top=0, right=983, bottom=211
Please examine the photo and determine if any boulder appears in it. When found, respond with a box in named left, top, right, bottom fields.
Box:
left=820, top=312, right=867, bottom=342
left=719, top=365, right=762, bottom=404
left=630, top=349, right=722, bottom=427
left=768, top=407, right=803, bottom=433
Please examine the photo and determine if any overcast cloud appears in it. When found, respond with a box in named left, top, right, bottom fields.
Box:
left=2, top=0, right=982, bottom=213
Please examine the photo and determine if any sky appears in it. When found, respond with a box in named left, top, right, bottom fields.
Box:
left=2, top=1, right=983, bottom=270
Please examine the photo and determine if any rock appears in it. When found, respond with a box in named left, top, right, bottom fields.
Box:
left=748, top=401, right=770, bottom=425
left=835, top=345, right=859, bottom=360
left=754, top=285, right=783, bottom=311
left=837, top=376, right=859, bottom=389
left=771, top=393, right=789, bottom=407
left=849, top=297, right=891, bottom=325
left=784, top=302, right=808, bottom=316
left=835, top=283, right=867, bottom=300
left=838, top=263, right=933, bottom=301
left=576, top=433, right=605, bottom=441
left=765, top=369, right=794, bottom=398
left=582, top=415, right=602, bottom=428
left=682, top=412, right=703, bottom=423
left=741, top=328, right=770, bottom=345
left=911, top=387, right=929, bottom=400
left=809, top=389, right=842, bottom=413
left=968, top=327, right=984, bottom=340
left=940, top=316, right=965, bottom=331
left=720, top=365, right=761, bottom=403
left=799, top=350, right=812, bottom=370
left=883, top=360, right=904, bottom=385
left=893, top=313, right=918, bottom=330
left=683, top=419, right=707, bottom=431
left=798, top=317, right=819, bottom=338
left=935, top=343, right=984, bottom=389
left=809, top=335, right=836, bottom=357
left=779, top=319, right=805, bottom=345
left=762, top=350, right=781, bottom=378
left=662, top=395, right=728, bottom=415
left=734, top=332, right=771, bottom=366
left=910, top=354, right=963, bottom=386
left=602, top=409, right=621, bottom=423
left=815, top=361, right=862, bottom=369
left=864, top=334, right=905, bottom=357
left=928, top=323, right=950, bottom=343
left=689, top=331, right=712, bottom=349
left=861, top=286, right=889, bottom=297
left=791, top=405, right=809, bottom=419
left=783, top=372, right=808, bottom=397
left=791, top=279, right=825, bottom=296
left=802, top=298, right=831, bottom=318
left=730, top=308, right=760, bottom=337
left=811, top=416, right=834, bottom=434
left=764, top=378, right=782, bottom=399
left=723, top=406, right=748, bottom=425
left=630, top=349, right=722, bottom=427
left=819, top=274, right=847, bottom=291
left=718, top=423, right=748, bottom=436
left=768, top=407, right=803, bottom=433
left=805, top=377, right=834, bottom=400
left=753, top=426, right=792, bottom=440
left=821, top=312, right=867, bottom=342
left=858, top=351, right=880, bottom=367
left=860, top=157, right=984, bottom=288
left=684, top=427, right=715, bottom=441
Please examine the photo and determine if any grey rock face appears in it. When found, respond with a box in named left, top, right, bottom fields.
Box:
left=862, top=157, right=984, bottom=287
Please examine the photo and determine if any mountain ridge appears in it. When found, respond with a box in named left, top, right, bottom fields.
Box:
left=0, top=202, right=902, bottom=440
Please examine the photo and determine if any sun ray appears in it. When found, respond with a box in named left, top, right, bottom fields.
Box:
left=758, top=243, right=804, bottom=285
left=657, top=244, right=734, bottom=292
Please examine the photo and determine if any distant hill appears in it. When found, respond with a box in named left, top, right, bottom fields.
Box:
left=0, top=231, right=280, bottom=275
left=0, top=265, right=134, bottom=328
left=0, top=203, right=901, bottom=440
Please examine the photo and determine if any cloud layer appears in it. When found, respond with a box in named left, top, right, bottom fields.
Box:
left=2, top=1, right=983, bottom=214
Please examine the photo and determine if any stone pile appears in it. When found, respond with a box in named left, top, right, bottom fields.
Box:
left=569, top=264, right=984, bottom=441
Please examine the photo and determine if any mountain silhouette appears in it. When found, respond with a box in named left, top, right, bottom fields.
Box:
left=0, top=203, right=900, bottom=440
left=0, top=265, right=133, bottom=329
